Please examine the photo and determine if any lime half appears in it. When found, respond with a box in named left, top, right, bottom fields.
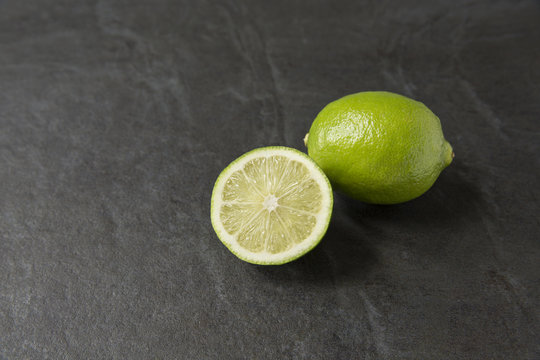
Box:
left=210, top=146, right=333, bottom=265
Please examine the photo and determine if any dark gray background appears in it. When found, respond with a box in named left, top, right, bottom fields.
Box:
left=1, top=0, right=539, bottom=359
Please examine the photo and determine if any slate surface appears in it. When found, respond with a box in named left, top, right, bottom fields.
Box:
left=1, top=1, right=539, bottom=359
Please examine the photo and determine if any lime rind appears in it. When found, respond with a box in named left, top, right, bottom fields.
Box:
left=210, top=146, right=333, bottom=265
left=306, top=91, right=453, bottom=204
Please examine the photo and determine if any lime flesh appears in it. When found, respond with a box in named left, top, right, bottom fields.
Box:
left=210, top=147, right=333, bottom=265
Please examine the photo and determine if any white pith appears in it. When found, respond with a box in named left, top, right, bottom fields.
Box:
left=211, top=147, right=333, bottom=264
left=262, top=194, right=279, bottom=211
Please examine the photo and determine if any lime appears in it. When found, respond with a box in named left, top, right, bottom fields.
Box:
left=305, top=91, right=453, bottom=204
left=210, top=146, right=333, bottom=265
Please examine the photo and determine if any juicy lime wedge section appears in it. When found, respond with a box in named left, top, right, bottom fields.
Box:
left=211, top=146, right=333, bottom=265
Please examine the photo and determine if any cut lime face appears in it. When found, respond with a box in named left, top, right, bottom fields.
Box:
left=210, top=146, right=333, bottom=265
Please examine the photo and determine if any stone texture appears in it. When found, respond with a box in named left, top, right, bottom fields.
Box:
left=0, top=0, right=539, bottom=359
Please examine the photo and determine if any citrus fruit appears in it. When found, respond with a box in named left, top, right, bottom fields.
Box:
left=210, top=146, right=333, bottom=265
left=305, top=91, right=453, bottom=204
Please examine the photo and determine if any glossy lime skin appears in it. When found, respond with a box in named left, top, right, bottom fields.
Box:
left=307, top=91, right=453, bottom=204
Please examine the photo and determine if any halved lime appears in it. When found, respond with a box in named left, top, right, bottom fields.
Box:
left=210, top=146, right=333, bottom=265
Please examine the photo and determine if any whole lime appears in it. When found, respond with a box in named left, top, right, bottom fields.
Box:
left=305, top=91, right=453, bottom=204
